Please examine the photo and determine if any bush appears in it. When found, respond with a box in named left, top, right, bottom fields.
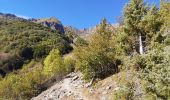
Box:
left=113, top=84, right=134, bottom=100
left=64, top=57, right=75, bottom=73
left=75, top=36, right=88, bottom=46
left=0, top=61, right=44, bottom=100
left=139, top=49, right=170, bottom=99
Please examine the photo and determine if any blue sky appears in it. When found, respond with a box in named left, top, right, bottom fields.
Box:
left=0, top=0, right=159, bottom=29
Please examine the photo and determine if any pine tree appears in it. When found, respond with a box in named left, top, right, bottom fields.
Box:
left=97, top=18, right=112, bottom=39
left=97, top=18, right=107, bottom=34
left=140, top=5, right=164, bottom=48
left=123, top=0, right=148, bottom=54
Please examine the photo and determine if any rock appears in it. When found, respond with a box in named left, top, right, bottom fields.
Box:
left=106, top=86, right=111, bottom=90
left=72, top=76, right=79, bottom=81
left=85, top=83, right=91, bottom=88
left=89, top=88, right=94, bottom=93
left=67, top=91, right=72, bottom=96
left=85, top=77, right=94, bottom=88
left=33, top=17, right=65, bottom=34
left=65, top=75, right=71, bottom=78
left=52, top=88, right=57, bottom=92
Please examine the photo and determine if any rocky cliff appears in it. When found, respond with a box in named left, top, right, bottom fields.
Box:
left=31, top=17, right=65, bottom=34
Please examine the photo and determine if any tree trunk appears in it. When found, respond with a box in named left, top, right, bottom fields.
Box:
left=139, top=34, right=144, bottom=55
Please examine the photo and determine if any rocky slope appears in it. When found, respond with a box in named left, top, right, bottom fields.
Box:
left=30, top=17, right=65, bottom=34
left=32, top=72, right=117, bottom=100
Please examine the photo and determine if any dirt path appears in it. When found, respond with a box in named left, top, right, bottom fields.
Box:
left=32, top=72, right=89, bottom=100
left=32, top=72, right=116, bottom=100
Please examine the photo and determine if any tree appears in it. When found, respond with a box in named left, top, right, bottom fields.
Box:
left=140, top=5, right=163, bottom=48
left=74, top=19, right=118, bottom=80
left=97, top=18, right=107, bottom=34
left=43, top=49, right=66, bottom=77
left=97, top=18, right=113, bottom=38
left=124, top=0, right=148, bottom=54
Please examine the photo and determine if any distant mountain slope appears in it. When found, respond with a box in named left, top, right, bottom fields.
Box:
left=0, top=13, right=72, bottom=76
left=0, top=13, right=26, bottom=21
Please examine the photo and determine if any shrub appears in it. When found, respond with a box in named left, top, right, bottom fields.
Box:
left=113, top=83, right=134, bottom=100
left=139, top=49, right=170, bottom=99
left=0, top=61, right=44, bottom=100
left=75, top=36, right=88, bottom=46
left=64, top=57, right=75, bottom=73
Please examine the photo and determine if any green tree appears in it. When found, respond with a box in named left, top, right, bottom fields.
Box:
left=124, top=0, right=148, bottom=54
left=140, top=6, right=163, bottom=48
left=74, top=19, right=118, bottom=80
left=97, top=18, right=107, bottom=34
left=43, top=49, right=66, bottom=78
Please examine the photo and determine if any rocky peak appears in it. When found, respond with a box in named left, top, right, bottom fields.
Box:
left=32, top=17, right=65, bottom=34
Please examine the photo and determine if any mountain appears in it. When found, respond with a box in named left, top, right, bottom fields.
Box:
left=0, top=13, right=119, bottom=38
left=30, top=17, right=65, bottom=34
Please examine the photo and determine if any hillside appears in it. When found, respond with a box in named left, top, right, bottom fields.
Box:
left=0, top=14, right=72, bottom=77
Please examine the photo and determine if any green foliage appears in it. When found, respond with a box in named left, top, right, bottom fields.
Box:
left=43, top=49, right=66, bottom=78
left=75, top=36, right=88, bottom=46
left=0, top=49, right=75, bottom=100
left=74, top=19, right=118, bottom=80
left=97, top=18, right=107, bottom=34
left=139, top=49, right=170, bottom=99
left=164, top=35, right=170, bottom=45
left=123, top=0, right=164, bottom=53
left=114, top=29, right=134, bottom=56
left=0, top=17, right=72, bottom=76
left=112, top=1, right=170, bottom=99
left=64, top=57, right=75, bottom=73
left=141, top=6, right=164, bottom=47
left=113, top=83, right=135, bottom=100
left=0, top=61, right=44, bottom=100
left=123, top=0, right=147, bottom=53
left=160, top=0, right=170, bottom=33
